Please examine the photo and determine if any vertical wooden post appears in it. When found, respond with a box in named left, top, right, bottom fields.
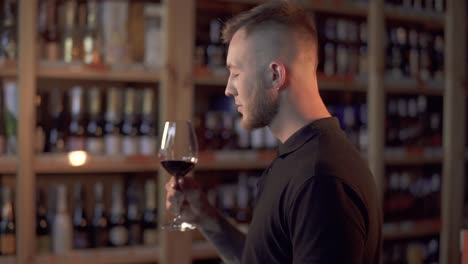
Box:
left=158, top=0, right=195, bottom=263
left=367, top=0, right=385, bottom=199
left=16, top=0, right=37, bottom=263
left=440, top=0, right=466, bottom=263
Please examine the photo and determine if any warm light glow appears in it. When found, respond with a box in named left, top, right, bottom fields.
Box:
left=68, top=151, right=88, bottom=167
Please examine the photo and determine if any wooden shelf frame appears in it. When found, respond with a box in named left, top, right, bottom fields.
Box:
left=33, top=246, right=159, bottom=264
left=37, top=65, right=161, bottom=83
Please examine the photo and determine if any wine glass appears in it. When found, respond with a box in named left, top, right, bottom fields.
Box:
left=159, top=120, right=198, bottom=231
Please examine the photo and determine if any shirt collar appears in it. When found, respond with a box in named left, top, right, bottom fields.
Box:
left=278, top=117, right=340, bottom=157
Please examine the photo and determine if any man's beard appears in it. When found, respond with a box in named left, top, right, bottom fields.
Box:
left=243, top=88, right=279, bottom=130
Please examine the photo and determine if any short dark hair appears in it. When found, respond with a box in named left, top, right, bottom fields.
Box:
left=221, top=0, right=317, bottom=46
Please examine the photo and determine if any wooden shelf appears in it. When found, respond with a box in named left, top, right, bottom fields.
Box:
left=197, top=150, right=276, bottom=170
left=385, top=155, right=443, bottom=166
left=33, top=246, right=159, bottom=264
left=385, top=80, right=444, bottom=96
left=383, top=218, right=441, bottom=240
left=195, top=72, right=367, bottom=92
left=0, top=256, right=16, bottom=264
left=385, top=6, right=444, bottom=29
left=38, top=63, right=161, bottom=83
left=0, top=156, right=17, bottom=174
left=308, top=1, right=368, bottom=17
left=192, top=241, right=219, bottom=260
left=0, top=64, right=17, bottom=78
left=35, top=154, right=159, bottom=174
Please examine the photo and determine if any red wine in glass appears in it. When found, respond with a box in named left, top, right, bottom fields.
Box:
left=159, top=120, right=198, bottom=231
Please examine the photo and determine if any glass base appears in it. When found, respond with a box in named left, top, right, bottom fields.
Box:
left=161, top=215, right=196, bottom=232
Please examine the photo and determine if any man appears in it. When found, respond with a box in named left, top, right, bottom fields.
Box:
left=166, top=1, right=382, bottom=263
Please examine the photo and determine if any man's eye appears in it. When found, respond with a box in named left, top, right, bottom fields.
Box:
left=232, top=73, right=239, bottom=78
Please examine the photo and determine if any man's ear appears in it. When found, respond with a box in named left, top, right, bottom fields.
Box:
left=269, top=61, right=286, bottom=91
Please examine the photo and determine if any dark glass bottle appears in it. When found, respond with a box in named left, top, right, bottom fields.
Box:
left=36, top=188, right=51, bottom=254
left=86, top=87, right=104, bottom=154
left=0, top=187, right=15, bottom=255
left=138, top=88, right=157, bottom=155
left=142, top=180, right=158, bottom=246
left=91, top=182, right=109, bottom=248
left=72, top=183, right=90, bottom=249
left=108, top=183, right=128, bottom=247
left=104, top=88, right=122, bottom=155
left=67, top=86, right=86, bottom=151
left=120, top=88, right=138, bottom=156
left=126, top=184, right=142, bottom=245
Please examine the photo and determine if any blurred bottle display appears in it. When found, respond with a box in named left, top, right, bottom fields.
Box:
left=126, top=183, right=142, bottom=246
left=20, top=86, right=158, bottom=156
left=386, top=25, right=444, bottom=86
left=385, top=95, right=442, bottom=158
left=36, top=0, right=163, bottom=68
left=0, top=186, right=15, bottom=256
left=383, top=237, right=439, bottom=264
left=384, top=0, right=445, bottom=13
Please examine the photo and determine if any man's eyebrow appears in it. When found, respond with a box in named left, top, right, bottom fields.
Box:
left=226, top=63, right=238, bottom=70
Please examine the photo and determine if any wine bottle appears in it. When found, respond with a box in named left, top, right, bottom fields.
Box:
left=126, top=184, right=142, bottom=245
left=67, top=86, right=86, bottom=151
left=36, top=188, right=51, bottom=254
left=0, top=187, right=15, bottom=255
left=52, top=184, right=72, bottom=254
left=61, top=0, right=80, bottom=63
left=86, top=87, right=104, bottom=154
left=121, top=88, right=138, bottom=156
left=142, top=180, right=158, bottom=246
left=72, top=183, right=90, bottom=249
left=138, top=88, right=157, bottom=155
left=46, top=89, right=66, bottom=153
left=83, top=0, right=102, bottom=65
left=91, top=182, right=109, bottom=248
left=41, top=0, right=59, bottom=62
left=109, top=183, right=128, bottom=247
left=104, top=88, right=122, bottom=155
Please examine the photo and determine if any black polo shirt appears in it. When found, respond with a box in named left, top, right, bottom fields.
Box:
left=241, top=117, right=382, bottom=264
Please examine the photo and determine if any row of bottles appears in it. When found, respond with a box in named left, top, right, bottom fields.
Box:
left=316, top=15, right=368, bottom=78
left=0, top=84, right=158, bottom=156
left=386, top=25, right=444, bottom=84
left=195, top=111, right=278, bottom=151
left=194, top=19, right=227, bottom=77
left=384, top=167, right=441, bottom=223
left=385, top=0, right=445, bottom=13
left=385, top=95, right=442, bottom=157
left=383, top=237, right=439, bottom=264
left=38, top=0, right=162, bottom=68
left=36, top=180, right=158, bottom=254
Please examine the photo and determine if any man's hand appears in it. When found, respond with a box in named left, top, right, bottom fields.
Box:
left=165, top=176, right=215, bottom=225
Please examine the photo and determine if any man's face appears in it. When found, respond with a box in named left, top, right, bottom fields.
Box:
left=225, top=30, right=279, bottom=130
